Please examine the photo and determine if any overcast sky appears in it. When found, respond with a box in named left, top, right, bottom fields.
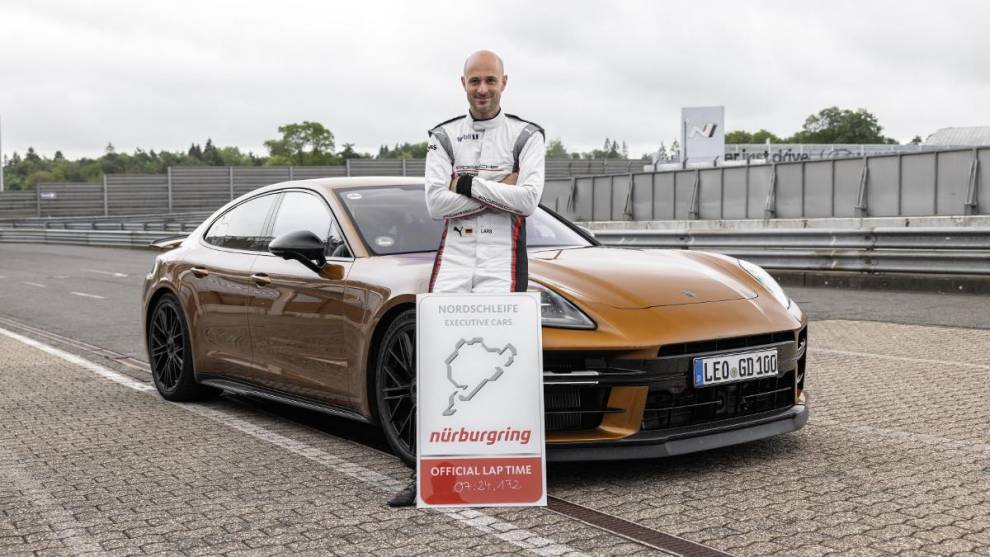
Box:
left=1, top=0, right=988, bottom=160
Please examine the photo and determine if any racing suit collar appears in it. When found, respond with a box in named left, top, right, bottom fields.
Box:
left=469, top=108, right=505, bottom=131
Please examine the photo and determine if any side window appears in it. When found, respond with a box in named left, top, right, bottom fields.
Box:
left=270, top=191, right=352, bottom=258
left=204, top=194, right=277, bottom=251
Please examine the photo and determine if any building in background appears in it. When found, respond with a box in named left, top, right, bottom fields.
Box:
left=925, top=126, right=990, bottom=146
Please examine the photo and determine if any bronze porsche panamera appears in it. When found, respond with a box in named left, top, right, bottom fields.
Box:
left=143, top=177, right=808, bottom=464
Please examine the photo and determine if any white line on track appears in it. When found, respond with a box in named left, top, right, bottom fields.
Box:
left=85, top=269, right=128, bottom=278
left=22, top=281, right=46, bottom=288
left=811, top=347, right=990, bottom=370
left=70, top=291, right=106, bottom=300
left=0, top=326, right=584, bottom=557
left=0, top=328, right=153, bottom=392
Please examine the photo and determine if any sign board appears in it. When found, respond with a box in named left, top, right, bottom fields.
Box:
left=39, top=192, right=57, bottom=200
left=681, top=106, right=725, bottom=164
left=416, top=292, right=546, bottom=508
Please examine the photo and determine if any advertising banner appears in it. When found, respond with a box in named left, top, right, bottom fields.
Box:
left=416, top=292, right=546, bottom=508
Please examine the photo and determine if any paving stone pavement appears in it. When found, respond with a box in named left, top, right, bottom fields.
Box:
left=2, top=318, right=989, bottom=556
left=550, top=319, right=990, bottom=556
left=0, top=332, right=666, bottom=556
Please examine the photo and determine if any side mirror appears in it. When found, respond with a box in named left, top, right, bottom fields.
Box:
left=270, top=230, right=327, bottom=274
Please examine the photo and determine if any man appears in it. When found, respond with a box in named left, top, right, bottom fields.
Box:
left=387, top=50, right=545, bottom=507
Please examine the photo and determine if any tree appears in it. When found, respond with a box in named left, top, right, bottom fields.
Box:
left=910, top=135, right=923, bottom=145
left=751, top=129, right=782, bottom=144
left=264, top=121, right=337, bottom=166
left=788, top=107, right=894, bottom=144
left=726, top=129, right=782, bottom=144
left=567, top=137, right=631, bottom=160
left=598, top=139, right=621, bottom=159
left=377, top=142, right=429, bottom=159
left=0, top=137, right=272, bottom=190
left=200, top=139, right=225, bottom=165
left=218, top=146, right=262, bottom=166
left=26, top=170, right=54, bottom=186
left=545, top=138, right=569, bottom=159
left=656, top=142, right=668, bottom=162
left=725, top=130, right=752, bottom=144
left=338, top=143, right=370, bottom=160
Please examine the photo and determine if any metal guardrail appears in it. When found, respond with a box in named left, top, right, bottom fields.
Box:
left=591, top=227, right=990, bottom=275
left=592, top=227, right=990, bottom=250
left=0, top=211, right=208, bottom=232
left=0, top=221, right=200, bottom=232
left=0, top=229, right=181, bottom=249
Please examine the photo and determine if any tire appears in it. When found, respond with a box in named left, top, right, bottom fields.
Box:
left=374, top=309, right=417, bottom=466
left=147, top=293, right=218, bottom=401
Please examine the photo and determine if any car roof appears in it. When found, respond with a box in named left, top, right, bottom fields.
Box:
left=251, top=176, right=425, bottom=196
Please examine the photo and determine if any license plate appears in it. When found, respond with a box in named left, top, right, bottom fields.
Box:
left=693, top=348, right=778, bottom=387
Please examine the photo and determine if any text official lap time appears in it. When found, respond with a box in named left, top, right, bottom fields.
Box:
left=416, top=293, right=546, bottom=508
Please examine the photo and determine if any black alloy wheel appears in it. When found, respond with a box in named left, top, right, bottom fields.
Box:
left=148, top=294, right=217, bottom=401
left=375, top=310, right=417, bottom=465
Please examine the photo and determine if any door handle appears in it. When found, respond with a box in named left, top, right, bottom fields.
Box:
left=251, top=273, right=272, bottom=287
left=191, top=266, right=209, bottom=278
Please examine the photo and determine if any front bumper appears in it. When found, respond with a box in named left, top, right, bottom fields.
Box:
left=548, top=400, right=808, bottom=462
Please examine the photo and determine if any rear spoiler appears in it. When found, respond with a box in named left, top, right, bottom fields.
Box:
left=149, top=235, right=188, bottom=251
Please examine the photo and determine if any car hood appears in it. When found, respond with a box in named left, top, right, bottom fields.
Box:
left=529, top=247, right=757, bottom=309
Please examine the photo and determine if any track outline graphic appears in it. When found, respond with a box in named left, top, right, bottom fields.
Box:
left=442, top=337, right=517, bottom=416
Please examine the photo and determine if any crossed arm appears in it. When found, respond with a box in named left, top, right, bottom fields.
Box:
left=424, top=133, right=545, bottom=219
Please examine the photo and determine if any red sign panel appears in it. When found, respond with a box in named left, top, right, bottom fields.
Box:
left=419, top=457, right=543, bottom=505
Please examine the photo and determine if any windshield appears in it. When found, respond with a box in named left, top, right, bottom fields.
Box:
left=336, top=185, right=591, bottom=255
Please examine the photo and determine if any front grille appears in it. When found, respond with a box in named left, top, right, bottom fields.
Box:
left=540, top=327, right=805, bottom=434
left=543, top=386, right=613, bottom=432
left=543, top=351, right=610, bottom=373
left=658, top=330, right=796, bottom=357
left=641, top=370, right=795, bottom=431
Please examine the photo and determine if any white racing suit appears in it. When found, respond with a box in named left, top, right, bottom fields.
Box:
left=425, top=110, right=545, bottom=293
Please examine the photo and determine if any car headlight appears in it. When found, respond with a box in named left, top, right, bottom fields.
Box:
left=738, top=259, right=791, bottom=309
left=528, top=283, right=596, bottom=329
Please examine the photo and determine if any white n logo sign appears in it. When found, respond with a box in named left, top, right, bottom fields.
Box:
left=689, top=123, right=718, bottom=138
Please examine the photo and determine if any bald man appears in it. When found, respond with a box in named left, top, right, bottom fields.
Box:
left=424, top=50, right=546, bottom=294
left=387, top=51, right=545, bottom=507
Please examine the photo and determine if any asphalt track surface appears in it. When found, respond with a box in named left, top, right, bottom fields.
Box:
left=1, top=243, right=989, bottom=556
